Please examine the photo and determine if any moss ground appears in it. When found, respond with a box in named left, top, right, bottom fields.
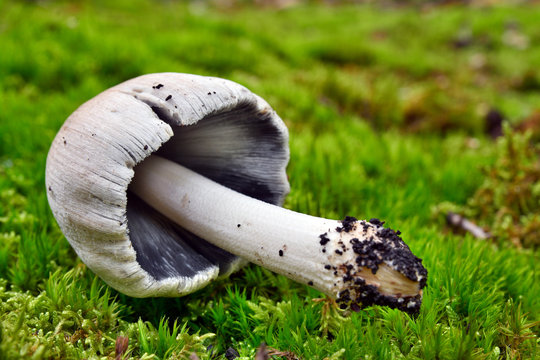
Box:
left=0, top=1, right=539, bottom=359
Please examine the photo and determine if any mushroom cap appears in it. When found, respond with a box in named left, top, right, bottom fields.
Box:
left=46, top=73, right=290, bottom=297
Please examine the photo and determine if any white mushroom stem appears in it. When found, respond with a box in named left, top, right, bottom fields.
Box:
left=130, top=155, right=425, bottom=310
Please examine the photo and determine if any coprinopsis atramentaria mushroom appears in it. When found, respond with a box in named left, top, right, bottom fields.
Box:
left=45, top=73, right=427, bottom=314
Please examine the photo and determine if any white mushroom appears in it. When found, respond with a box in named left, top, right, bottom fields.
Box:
left=46, top=73, right=427, bottom=313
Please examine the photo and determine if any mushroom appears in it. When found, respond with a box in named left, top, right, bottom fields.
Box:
left=46, top=73, right=427, bottom=314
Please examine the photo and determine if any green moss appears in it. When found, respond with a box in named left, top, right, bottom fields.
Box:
left=438, top=127, right=540, bottom=248
left=0, top=0, right=539, bottom=358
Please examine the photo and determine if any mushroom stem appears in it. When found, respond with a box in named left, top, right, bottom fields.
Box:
left=130, top=155, right=427, bottom=313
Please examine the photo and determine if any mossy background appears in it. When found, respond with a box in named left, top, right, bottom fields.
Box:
left=0, top=0, right=539, bottom=359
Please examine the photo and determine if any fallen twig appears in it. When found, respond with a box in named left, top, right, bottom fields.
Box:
left=255, top=343, right=270, bottom=360
left=446, top=212, right=491, bottom=240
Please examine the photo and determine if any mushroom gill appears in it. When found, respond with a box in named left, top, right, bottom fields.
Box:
left=126, top=99, right=290, bottom=282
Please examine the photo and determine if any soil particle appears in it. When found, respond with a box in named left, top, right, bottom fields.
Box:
left=362, top=222, right=371, bottom=233
left=308, top=281, right=313, bottom=286
left=225, top=347, right=240, bottom=360
left=319, top=233, right=330, bottom=245
left=354, top=278, right=366, bottom=286
left=153, top=84, right=164, bottom=89
left=337, top=289, right=350, bottom=302
left=336, top=216, right=358, bottom=232
left=165, top=95, right=172, bottom=101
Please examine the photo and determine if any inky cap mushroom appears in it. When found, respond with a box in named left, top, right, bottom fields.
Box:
left=46, top=73, right=427, bottom=314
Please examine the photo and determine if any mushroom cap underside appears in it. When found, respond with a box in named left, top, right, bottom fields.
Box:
left=45, top=73, right=290, bottom=297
